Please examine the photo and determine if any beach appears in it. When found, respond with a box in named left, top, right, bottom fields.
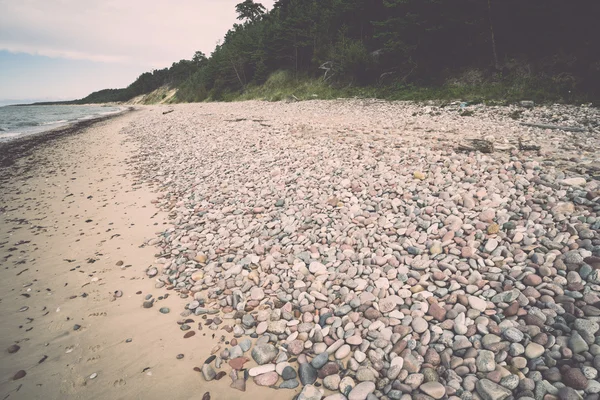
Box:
left=0, top=110, right=269, bottom=400
left=1, top=101, right=599, bottom=400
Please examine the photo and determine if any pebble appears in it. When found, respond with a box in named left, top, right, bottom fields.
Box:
left=298, top=384, right=323, bottom=400
left=7, top=344, right=20, bottom=354
left=348, top=381, right=376, bottom=400
left=299, top=363, right=318, bottom=385
left=251, top=344, right=277, bottom=365
left=129, top=102, right=600, bottom=400
left=254, top=371, right=279, bottom=386
left=12, top=370, right=26, bottom=380
left=420, top=382, right=446, bottom=399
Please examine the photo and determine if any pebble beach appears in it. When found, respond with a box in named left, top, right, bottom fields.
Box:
left=1, top=100, right=600, bottom=400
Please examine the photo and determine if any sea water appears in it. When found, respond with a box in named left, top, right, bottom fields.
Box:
left=0, top=104, right=125, bottom=141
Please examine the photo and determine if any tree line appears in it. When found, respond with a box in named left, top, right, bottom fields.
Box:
left=75, top=0, right=599, bottom=104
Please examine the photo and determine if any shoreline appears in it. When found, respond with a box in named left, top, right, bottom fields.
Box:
left=0, top=107, right=134, bottom=170
left=0, top=106, right=274, bottom=400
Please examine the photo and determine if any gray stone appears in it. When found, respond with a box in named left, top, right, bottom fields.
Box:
left=476, top=379, right=512, bottom=400
left=299, top=363, right=318, bottom=385
left=311, top=352, right=329, bottom=369
left=476, top=350, right=496, bottom=372
left=251, top=344, right=278, bottom=365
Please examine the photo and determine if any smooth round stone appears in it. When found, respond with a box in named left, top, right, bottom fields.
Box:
left=313, top=343, right=328, bottom=354
left=468, top=296, right=487, bottom=312
left=354, top=350, right=366, bottom=363
left=288, top=339, right=304, bottom=355
left=299, top=363, right=318, bottom=385
left=281, top=366, right=297, bottom=380
left=412, top=317, right=428, bottom=334
left=347, top=336, right=363, bottom=345
left=7, top=344, right=20, bottom=354
left=251, top=344, right=278, bottom=365
left=335, top=344, right=351, bottom=360
left=324, top=374, right=341, bottom=391
left=525, top=342, right=545, bottom=358
left=311, top=352, right=330, bottom=369
left=249, top=364, right=276, bottom=377
left=254, top=371, right=279, bottom=386
left=256, top=321, right=268, bottom=335
left=420, top=382, right=446, bottom=399
left=349, top=381, right=376, bottom=400
left=279, top=379, right=299, bottom=389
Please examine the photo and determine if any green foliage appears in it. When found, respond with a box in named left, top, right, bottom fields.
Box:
left=236, top=0, right=266, bottom=22
left=73, top=0, right=598, bottom=105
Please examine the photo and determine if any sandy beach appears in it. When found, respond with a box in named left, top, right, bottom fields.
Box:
left=0, top=110, right=270, bottom=400
left=1, top=101, right=599, bottom=400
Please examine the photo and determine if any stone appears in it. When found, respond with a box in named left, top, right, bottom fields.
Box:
left=282, top=366, right=297, bottom=380
left=348, top=382, right=376, bottom=400
left=335, top=344, right=351, bottom=359
left=202, top=364, right=216, bottom=381
left=254, top=371, right=279, bottom=386
left=7, top=344, right=20, bottom=354
left=477, top=350, right=496, bottom=372
left=298, top=384, right=323, bottom=400
left=249, top=364, right=276, bottom=377
left=469, top=296, right=488, bottom=312
left=251, top=344, right=278, bottom=365
left=561, top=177, right=586, bottom=187
left=288, top=339, right=304, bottom=355
left=558, top=387, right=579, bottom=400
left=311, top=352, right=329, bottom=369
left=562, top=367, right=589, bottom=390
left=525, top=342, right=545, bottom=359
left=280, top=379, right=300, bottom=389
left=420, top=382, right=446, bottom=399
left=569, top=331, right=589, bottom=353
left=523, top=274, right=542, bottom=286
left=412, top=317, right=428, bottom=333
left=428, top=303, right=446, bottom=321
left=251, top=287, right=265, bottom=301
left=324, top=374, right=341, bottom=391
left=299, top=363, right=318, bottom=385
left=476, top=379, right=512, bottom=400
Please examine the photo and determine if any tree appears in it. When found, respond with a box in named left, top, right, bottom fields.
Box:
left=235, top=0, right=266, bottom=23
left=192, top=51, right=207, bottom=67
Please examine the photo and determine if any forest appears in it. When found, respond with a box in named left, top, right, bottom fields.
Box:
left=74, top=0, right=599, bottom=104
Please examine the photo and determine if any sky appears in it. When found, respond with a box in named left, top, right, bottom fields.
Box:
left=0, top=0, right=275, bottom=103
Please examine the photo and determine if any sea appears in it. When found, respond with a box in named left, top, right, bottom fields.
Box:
left=0, top=104, right=125, bottom=142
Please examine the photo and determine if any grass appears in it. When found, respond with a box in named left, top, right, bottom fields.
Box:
left=171, top=70, right=596, bottom=106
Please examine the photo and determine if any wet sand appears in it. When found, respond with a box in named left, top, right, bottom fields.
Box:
left=0, top=110, right=270, bottom=399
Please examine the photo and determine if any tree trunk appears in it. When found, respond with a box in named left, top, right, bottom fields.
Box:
left=487, top=0, right=499, bottom=70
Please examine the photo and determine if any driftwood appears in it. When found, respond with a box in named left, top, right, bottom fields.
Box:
left=162, top=110, right=174, bottom=115
left=457, top=139, right=494, bottom=153
left=520, top=122, right=585, bottom=133
left=518, top=138, right=541, bottom=151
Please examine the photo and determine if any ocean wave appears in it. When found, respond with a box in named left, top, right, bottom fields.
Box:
left=41, top=119, right=68, bottom=125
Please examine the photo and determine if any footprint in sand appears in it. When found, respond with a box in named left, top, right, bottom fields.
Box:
left=113, top=378, right=126, bottom=387
left=86, top=355, right=101, bottom=363
left=88, top=344, right=101, bottom=353
left=88, top=312, right=107, bottom=317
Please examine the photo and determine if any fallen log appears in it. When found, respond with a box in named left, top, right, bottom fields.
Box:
left=162, top=110, right=174, bottom=115
left=520, top=122, right=585, bottom=133
left=518, top=138, right=541, bottom=151
left=457, top=139, right=494, bottom=153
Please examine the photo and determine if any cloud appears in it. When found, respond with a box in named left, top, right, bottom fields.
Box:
left=0, top=42, right=129, bottom=63
left=0, top=0, right=275, bottom=68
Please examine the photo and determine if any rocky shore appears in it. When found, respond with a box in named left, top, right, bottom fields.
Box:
left=127, top=100, right=600, bottom=400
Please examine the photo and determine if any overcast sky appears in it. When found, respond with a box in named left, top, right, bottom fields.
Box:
left=0, top=0, right=275, bottom=102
